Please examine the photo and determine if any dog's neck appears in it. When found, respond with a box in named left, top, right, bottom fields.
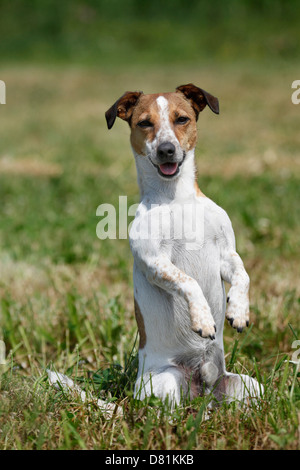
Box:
left=133, top=148, right=197, bottom=204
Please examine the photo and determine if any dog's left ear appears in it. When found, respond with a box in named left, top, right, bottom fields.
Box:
left=105, top=91, right=143, bottom=129
left=176, top=83, right=219, bottom=119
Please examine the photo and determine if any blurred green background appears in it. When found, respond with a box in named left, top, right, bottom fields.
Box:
left=0, top=0, right=299, bottom=65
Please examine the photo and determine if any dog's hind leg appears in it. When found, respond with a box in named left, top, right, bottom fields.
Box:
left=134, top=366, right=187, bottom=407
left=213, top=372, right=264, bottom=405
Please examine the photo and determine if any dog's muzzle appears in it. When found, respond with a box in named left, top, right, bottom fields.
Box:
left=151, top=142, right=185, bottom=178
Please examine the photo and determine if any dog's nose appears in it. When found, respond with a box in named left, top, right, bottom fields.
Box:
left=157, top=142, right=175, bottom=161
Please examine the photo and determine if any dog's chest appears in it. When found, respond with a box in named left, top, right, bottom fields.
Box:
left=131, top=197, right=223, bottom=284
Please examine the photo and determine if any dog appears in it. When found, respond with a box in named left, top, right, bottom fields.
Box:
left=105, top=84, right=263, bottom=408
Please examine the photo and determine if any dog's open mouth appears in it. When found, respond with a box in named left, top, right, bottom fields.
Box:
left=159, top=162, right=179, bottom=177
left=150, top=153, right=186, bottom=179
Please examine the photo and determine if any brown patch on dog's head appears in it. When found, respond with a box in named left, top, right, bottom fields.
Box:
left=129, top=94, right=161, bottom=155
left=166, top=93, right=198, bottom=152
left=134, top=298, right=147, bottom=349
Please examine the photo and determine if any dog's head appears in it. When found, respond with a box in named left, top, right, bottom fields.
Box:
left=105, top=84, right=219, bottom=179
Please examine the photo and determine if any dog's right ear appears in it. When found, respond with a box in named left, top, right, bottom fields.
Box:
left=105, top=91, right=143, bottom=129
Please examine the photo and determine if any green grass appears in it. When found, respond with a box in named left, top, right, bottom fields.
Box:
left=0, top=35, right=299, bottom=449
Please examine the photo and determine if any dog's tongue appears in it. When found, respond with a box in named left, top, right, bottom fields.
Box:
left=159, top=162, right=178, bottom=176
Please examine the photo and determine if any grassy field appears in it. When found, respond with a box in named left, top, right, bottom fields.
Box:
left=0, top=61, right=299, bottom=450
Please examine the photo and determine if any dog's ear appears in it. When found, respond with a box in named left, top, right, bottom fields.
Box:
left=176, top=84, right=219, bottom=119
left=105, top=91, right=143, bottom=129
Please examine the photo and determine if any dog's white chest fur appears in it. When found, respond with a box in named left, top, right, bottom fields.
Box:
left=130, top=184, right=232, bottom=364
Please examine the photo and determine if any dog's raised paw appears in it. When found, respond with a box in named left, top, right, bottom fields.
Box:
left=195, top=325, right=216, bottom=340
left=226, top=314, right=249, bottom=332
left=226, top=289, right=250, bottom=333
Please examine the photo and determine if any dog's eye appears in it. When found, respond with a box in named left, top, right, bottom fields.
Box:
left=175, top=116, right=190, bottom=125
left=137, top=120, right=153, bottom=128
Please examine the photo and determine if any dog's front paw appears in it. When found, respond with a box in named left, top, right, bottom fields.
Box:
left=189, top=301, right=216, bottom=340
left=226, top=287, right=249, bottom=333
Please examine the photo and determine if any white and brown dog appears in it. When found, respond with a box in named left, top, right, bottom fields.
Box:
left=105, top=84, right=263, bottom=407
